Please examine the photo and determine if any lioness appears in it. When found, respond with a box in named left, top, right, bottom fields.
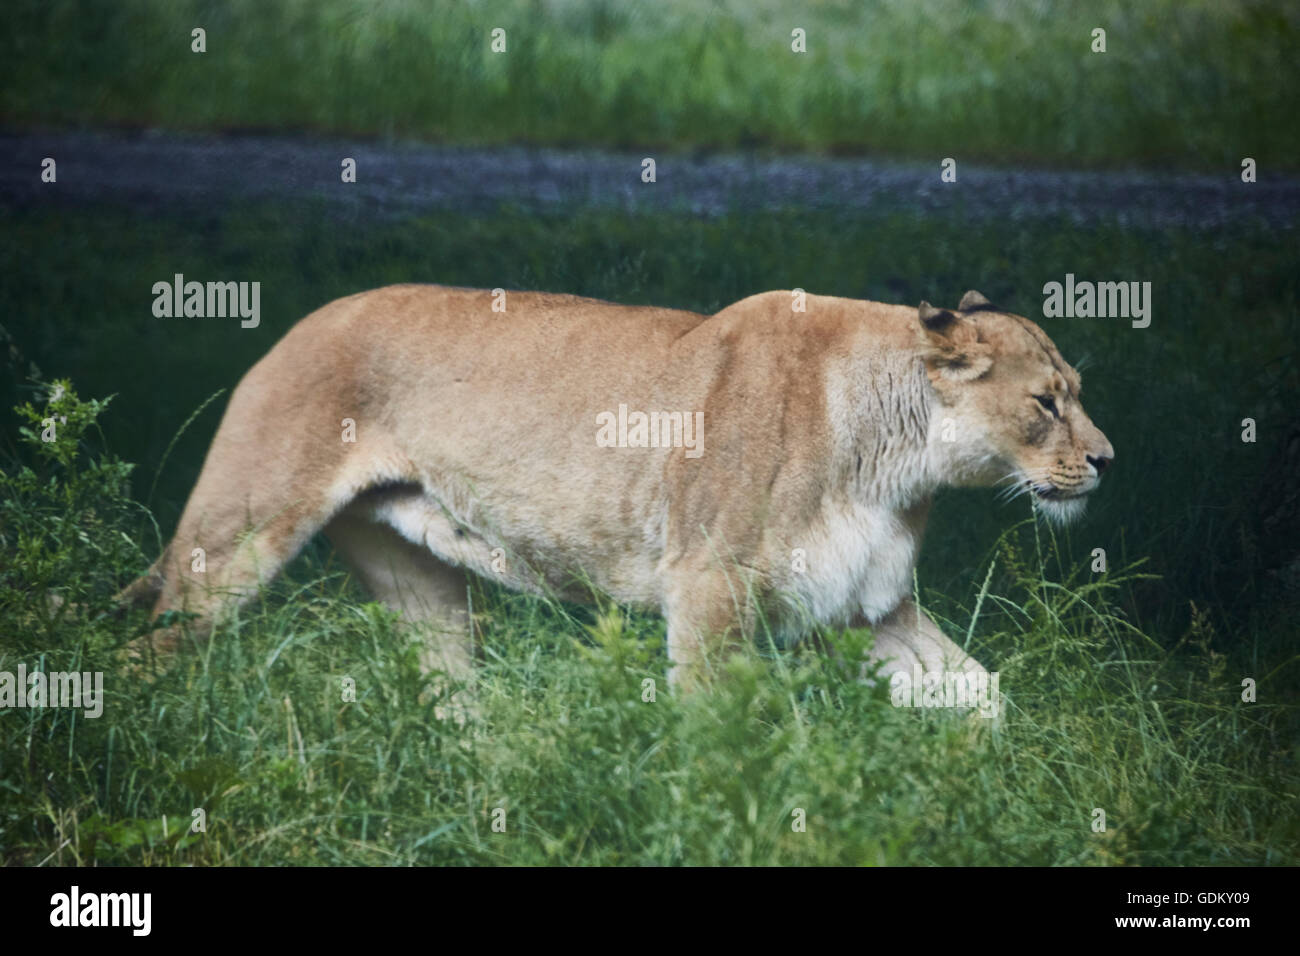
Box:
left=120, top=286, right=1112, bottom=691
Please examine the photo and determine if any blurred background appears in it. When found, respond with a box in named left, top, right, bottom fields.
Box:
left=5, top=0, right=1298, bottom=165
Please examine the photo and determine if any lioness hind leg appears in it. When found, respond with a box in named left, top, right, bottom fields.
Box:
left=123, top=493, right=335, bottom=668
left=323, top=510, right=475, bottom=718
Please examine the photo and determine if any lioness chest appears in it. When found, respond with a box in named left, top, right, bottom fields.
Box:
left=775, top=496, right=929, bottom=633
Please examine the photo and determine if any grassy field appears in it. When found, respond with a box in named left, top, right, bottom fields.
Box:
left=1, top=196, right=1297, bottom=864
left=5, top=0, right=1299, bottom=170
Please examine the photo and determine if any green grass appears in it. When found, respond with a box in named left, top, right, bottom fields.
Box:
left=0, top=386, right=1295, bottom=865
left=1, top=196, right=1297, bottom=864
left=5, top=0, right=1299, bottom=170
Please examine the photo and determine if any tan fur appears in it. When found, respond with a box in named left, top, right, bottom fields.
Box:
left=121, top=285, right=1113, bottom=692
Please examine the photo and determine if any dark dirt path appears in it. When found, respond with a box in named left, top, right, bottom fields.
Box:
left=3, top=128, right=1297, bottom=230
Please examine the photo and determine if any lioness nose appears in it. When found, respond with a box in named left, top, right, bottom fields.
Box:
left=1087, top=454, right=1112, bottom=475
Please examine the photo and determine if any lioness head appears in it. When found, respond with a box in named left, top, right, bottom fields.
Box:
left=917, top=289, right=1114, bottom=523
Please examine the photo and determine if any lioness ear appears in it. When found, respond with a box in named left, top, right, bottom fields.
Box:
left=917, top=301, right=994, bottom=382
left=958, top=289, right=994, bottom=311
left=918, top=301, right=957, bottom=330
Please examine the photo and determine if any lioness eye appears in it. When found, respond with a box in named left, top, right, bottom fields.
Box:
left=1035, top=394, right=1059, bottom=417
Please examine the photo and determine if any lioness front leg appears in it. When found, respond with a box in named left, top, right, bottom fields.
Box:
left=662, top=567, right=750, bottom=693
left=861, top=598, right=988, bottom=682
